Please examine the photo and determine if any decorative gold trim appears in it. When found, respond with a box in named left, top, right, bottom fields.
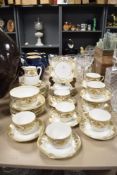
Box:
left=10, top=94, right=45, bottom=111
left=80, top=118, right=116, bottom=141
left=37, top=133, right=81, bottom=159
left=49, top=57, right=77, bottom=84
left=80, top=89, right=111, bottom=103
left=48, top=108, right=81, bottom=127
left=81, top=99, right=112, bottom=113
left=8, top=119, right=45, bottom=142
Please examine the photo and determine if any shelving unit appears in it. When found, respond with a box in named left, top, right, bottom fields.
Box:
left=0, top=6, right=19, bottom=47
left=105, top=5, right=117, bottom=33
left=0, top=4, right=117, bottom=55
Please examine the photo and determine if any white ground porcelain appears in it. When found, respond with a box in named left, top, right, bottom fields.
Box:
left=86, top=73, right=101, bottom=79
left=45, top=122, right=71, bottom=140
left=87, top=81, right=105, bottom=89
left=54, top=89, right=70, bottom=96
left=12, top=111, right=36, bottom=126
left=10, top=86, right=39, bottom=98
left=80, top=120, right=115, bottom=140
left=49, top=111, right=80, bottom=127
left=24, top=75, right=40, bottom=86
left=89, top=108, right=111, bottom=122
left=53, top=84, right=70, bottom=91
left=55, top=62, right=72, bottom=79
left=38, top=133, right=81, bottom=159
left=80, top=89, right=111, bottom=103
left=8, top=121, right=40, bottom=142
left=55, top=101, right=75, bottom=113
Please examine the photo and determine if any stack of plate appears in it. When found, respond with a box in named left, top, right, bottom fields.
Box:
left=10, top=86, right=45, bottom=117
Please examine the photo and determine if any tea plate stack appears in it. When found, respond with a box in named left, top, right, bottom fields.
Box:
left=10, top=86, right=45, bottom=116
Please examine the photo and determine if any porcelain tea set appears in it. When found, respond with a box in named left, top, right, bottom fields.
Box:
left=7, top=55, right=116, bottom=160
left=80, top=72, right=116, bottom=140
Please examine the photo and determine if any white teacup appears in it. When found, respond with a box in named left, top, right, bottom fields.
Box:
left=54, top=89, right=70, bottom=97
left=12, top=111, right=37, bottom=135
left=55, top=101, right=75, bottom=114
left=86, top=81, right=106, bottom=99
left=86, top=73, right=104, bottom=82
left=88, top=108, right=111, bottom=132
left=45, top=122, right=72, bottom=148
left=10, top=86, right=39, bottom=107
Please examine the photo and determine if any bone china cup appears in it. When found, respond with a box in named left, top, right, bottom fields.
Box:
left=86, top=73, right=104, bottom=82
left=12, top=111, right=36, bottom=134
left=10, top=86, right=39, bottom=107
left=45, top=122, right=72, bottom=148
left=55, top=101, right=75, bottom=114
left=88, top=108, right=111, bottom=132
left=86, top=81, right=106, bottom=99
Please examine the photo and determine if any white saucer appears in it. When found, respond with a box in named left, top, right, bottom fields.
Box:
left=48, top=95, right=75, bottom=108
left=37, top=133, right=81, bottom=159
left=81, top=99, right=112, bottom=113
left=80, top=119, right=116, bottom=140
left=48, top=109, right=81, bottom=127
left=11, top=94, right=45, bottom=111
left=80, top=89, right=111, bottom=103
left=8, top=120, right=44, bottom=142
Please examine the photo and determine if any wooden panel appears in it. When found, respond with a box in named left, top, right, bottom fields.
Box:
left=94, top=47, right=113, bottom=75
left=107, top=0, right=117, bottom=4
left=15, top=0, right=21, bottom=5
left=21, top=0, right=37, bottom=5
left=82, top=0, right=89, bottom=4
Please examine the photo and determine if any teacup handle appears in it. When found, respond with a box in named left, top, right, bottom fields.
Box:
left=37, top=66, right=42, bottom=79
left=100, top=76, right=104, bottom=82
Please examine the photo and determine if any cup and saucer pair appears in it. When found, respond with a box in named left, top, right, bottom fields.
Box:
left=8, top=111, right=44, bottom=142
left=80, top=108, right=116, bottom=140
left=37, top=122, right=81, bottom=159
left=48, top=108, right=81, bottom=127
left=80, top=81, right=111, bottom=103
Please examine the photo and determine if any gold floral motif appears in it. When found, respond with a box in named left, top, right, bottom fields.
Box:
left=80, top=89, right=111, bottom=103
left=8, top=119, right=45, bottom=142
left=49, top=56, right=77, bottom=84
left=37, top=133, right=81, bottom=159
left=80, top=117, right=117, bottom=141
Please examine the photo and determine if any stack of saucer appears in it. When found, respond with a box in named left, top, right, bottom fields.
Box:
left=48, top=85, right=80, bottom=127
left=8, top=111, right=44, bottom=142
left=10, top=86, right=45, bottom=116
left=37, top=122, right=81, bottom=159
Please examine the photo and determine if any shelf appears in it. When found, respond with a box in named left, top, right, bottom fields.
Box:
left=106, top=26, right=117, bottom=29
left=21, top=45, right=59, bottom=49
left=6, top=32, right=16, bottom=34
left=62, top=30, right=102, bottom=33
